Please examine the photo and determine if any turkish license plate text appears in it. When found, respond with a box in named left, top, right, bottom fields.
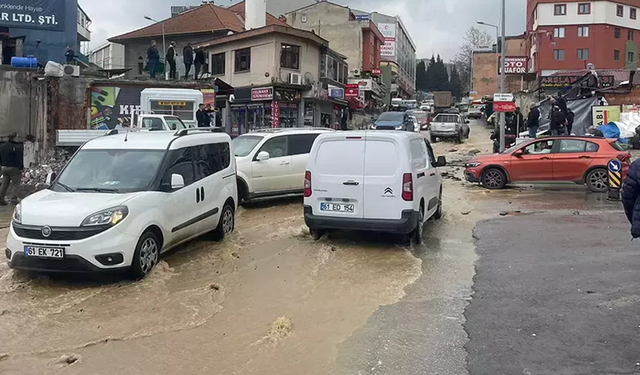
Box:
left=320, top=203, right=355, bottom=212
left=24, top=246, right=64, bottom=259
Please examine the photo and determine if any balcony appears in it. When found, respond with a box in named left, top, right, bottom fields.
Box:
left=77, top=6, right=91, bottom=42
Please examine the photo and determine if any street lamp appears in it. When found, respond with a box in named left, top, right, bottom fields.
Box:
left=144, top=16, right=166, bottom=79
left=476, top=20, right=500, bottom=93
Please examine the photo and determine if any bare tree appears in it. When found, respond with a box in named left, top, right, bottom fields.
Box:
left=454, top=27, right=494, bottom=93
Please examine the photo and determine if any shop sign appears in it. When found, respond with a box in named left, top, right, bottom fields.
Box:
left=0, top=0, right=66, bottom=31
left=271, top=100, right=280, bottom=128
left=539, top=75, right=615, bottom=88
left=592, top=106, right=621, bottom=127
left=348, top=79, right=373, bottom=91
left=329, top=85, right=344, bottom=100
left=354, top=14, right=370, bottom=21
left=157, top=101, right=187, bottom=106
left=494, top=101, right=516, bottom=112
left=275, top=88, right=300, bottom=102
left=371, top=68, right=382, bottom=76
left=499, top=57, right=528, bottom=74
left=381, top=38, right=396, bottom=57
left=251, top=87, right=273, bottom=101
left=345, top=84, right=359, bottom=98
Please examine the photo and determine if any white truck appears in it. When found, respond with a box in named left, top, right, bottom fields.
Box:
left=56, top=114, right=188, bottom=147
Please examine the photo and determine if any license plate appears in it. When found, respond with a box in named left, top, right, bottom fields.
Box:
left=320, top=202, right=355, bottom=212
left=24, top=246, right=64, bottom=259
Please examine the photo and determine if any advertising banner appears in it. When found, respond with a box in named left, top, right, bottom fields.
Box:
left=345, top=84, right=359, bottom=98
left=90, top=86, right=143, bottom=130
left=499, top=57, right=528, bottom=74
left=0, top=0, right=66, bottom=31
left=540, top=75, right=615, bottom=88
left=378, top=23, right=396, bottom=58
left=271, top=100, right=280, bottom=128
left=592, top=106, right=621, bottom=127
left=252, top=87, right=273, bottom=101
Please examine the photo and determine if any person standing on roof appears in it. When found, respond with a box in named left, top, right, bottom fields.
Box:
left=194, top=47, right=206, bottom=79
left=166, top=41, right=177, bottom=79
left=147, top=40, right=160, bottom=79
left=183, top=43, right=194, bottom=79
left=65, top=46, right=75, bottom=64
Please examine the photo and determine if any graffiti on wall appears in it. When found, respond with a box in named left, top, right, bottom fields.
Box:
left=90, top=86, right=143, bottom=130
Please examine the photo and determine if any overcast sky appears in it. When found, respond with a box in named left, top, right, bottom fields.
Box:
left=79, top=0, right=526, bottom=60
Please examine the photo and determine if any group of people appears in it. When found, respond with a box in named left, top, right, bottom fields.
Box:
left=146, top=41, right=207, bottom=80
left=525, top=96, right=575, bottom=138
left=196, top=104, right=223, bottom=128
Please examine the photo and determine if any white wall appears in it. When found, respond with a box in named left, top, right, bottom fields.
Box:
left=89, top=43, right=125, bottom=70
left=535, top=1, right=640, bottom=29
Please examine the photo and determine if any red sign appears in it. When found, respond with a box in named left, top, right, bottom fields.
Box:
left=499, top=57, right=528, bottom=74
left=271, top=100, right=280, bottom=128
left=345, top=84, right=359, bottom=98
left=494, top=101, right=517, bottom=112
left=251, top=87, right=273, bottom=101
left=371, top=68, right=382, bottom=76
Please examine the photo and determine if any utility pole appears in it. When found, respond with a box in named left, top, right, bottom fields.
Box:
left=499, top=0, right=507, bottom=152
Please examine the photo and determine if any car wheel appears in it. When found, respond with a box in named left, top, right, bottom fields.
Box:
left=586, top=168, right=608, bottom=193
left=434, top=189, right=443, bottom=220
left=430, top=134, right=437, bottom=143
left=310, top=228, right=325, bottom=241
left=481, top=168, right=507, bottom=190
left=212, top=203, right=235, bottom=241
left=130, top=231, right=160, bottom=280
left=412, top=206, right=424, bottom=245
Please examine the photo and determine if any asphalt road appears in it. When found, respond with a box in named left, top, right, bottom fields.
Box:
left=467, top=212, right=640, bottom=375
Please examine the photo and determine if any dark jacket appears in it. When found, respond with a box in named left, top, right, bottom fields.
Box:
left=550, top=106, right=565, bottom=130
left=527, top=107, right=540, bottom=128
left=196, top=109, right=211, bottom=127
left=65, top=49, right=75, bottom=62
left=166, top=46, right=175, bottom=61
left=194, top=50, right=206, bottom=64
left=622, top=159, right=640, bottom=237
left=147, top=46, right=160, bottom=61
left=0, top=141, right=24, bottom=170
left=183, top=46, right=193, bottom=64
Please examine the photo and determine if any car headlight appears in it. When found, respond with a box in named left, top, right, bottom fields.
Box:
left=81, top=206, right=128, bottom=227
left=370, top=125, right=376, bottom=130
left=466, top=162, right=482, bottom=168
left=13, top=203, right=21, bottom=224
left=395, top=125, right=403, bottom=130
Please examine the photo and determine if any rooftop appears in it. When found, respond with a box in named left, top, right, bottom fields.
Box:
left=195, top=24, right=328, bottom=50
left=84, top=129, right=230, bottom=151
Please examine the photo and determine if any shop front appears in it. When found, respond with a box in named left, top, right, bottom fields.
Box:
left=230, top=86, right=302, bottom=135
left=302, top=84, right=349, bottom=129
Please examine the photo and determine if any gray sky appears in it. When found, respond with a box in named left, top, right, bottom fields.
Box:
left=79, top=0, right=526, bottom=61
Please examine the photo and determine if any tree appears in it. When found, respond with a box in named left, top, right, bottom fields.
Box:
left=431, top=55, right=450, bottom=91
left=425, top=55, right=437, bottom=91
left=416, top=60, right=428, bottom=91
left=454, top=27, right=494, bottom=93
left=450, top=64, right=463, bottom=100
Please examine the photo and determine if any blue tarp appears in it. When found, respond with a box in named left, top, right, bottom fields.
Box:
left=597, top=122, right=621, bottom=139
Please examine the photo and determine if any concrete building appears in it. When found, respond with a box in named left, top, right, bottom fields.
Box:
left=0, top=0, right=91, bottom=65
left=472, top=34, right=531, bottom=97
left=527, top=0, right=640, bottom=75
left=89, top=42, right=126, bottom=70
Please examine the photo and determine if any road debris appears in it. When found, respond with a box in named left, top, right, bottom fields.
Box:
left=269, top=316, right=293, bottom=338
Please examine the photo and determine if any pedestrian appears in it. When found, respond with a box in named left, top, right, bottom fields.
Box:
left=565, top=109, right=575, bottom=135
left=622, top=159, right=640, bottom=238
left=64, top=45, right=75, bottom=64
left=513, top=107, right=524, bottom=136
left=214, top=107, right=223, bottom=128
left=0, top=133, right=24, bottom=206
left=588, top=126, right=604, bottom=137
left=549, top=101, right=565, bottom=136
left=196, top=104, right=211, bottom=127
left=183, top=43, right=193, bottom=79
left=166, top=41, right=177, bottom=79
left=527, top=103, right=540, bottom=139
left=194, top=47, right=206, bottom=79
left=147, top=40, right=160, bottom=79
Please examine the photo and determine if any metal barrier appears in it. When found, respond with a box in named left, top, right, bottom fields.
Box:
left=608, top=159, right=622, bottom=201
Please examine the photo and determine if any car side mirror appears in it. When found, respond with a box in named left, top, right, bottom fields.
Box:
left=257, top=151, right=270, bottom=161
left=46, top=172, right=56, bottom=185
left=513, top=149, right=524, bottom=157
left=433, top=156, right=447, bottom=167
left=171, top=174, right=185, bottom=190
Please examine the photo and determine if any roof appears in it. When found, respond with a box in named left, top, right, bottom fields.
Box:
left=83, top=130, right=230, bottom=151
left=109, top=1, right=286, bottom=42
left=284, top=1, right=352, bottom=16
left=551, top=69, right=632, bottom=82
left=196, top=24, right=328, bottom=50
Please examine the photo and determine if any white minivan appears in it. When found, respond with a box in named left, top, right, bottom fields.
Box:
left=6, top=129, right=237, bottom=279
left=304, top=131, right=447, bottom=244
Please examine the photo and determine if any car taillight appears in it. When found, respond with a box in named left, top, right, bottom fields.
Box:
left=402, top=173, right=413, bottom=201
left=618, top=153, right=632, bottom=163
left=304, top=171, right=312, bottom=197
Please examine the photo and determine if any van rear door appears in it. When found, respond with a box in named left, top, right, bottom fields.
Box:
left=309, top=136, right=365, bottom=219
left=362, top=134, right=405, bottom=220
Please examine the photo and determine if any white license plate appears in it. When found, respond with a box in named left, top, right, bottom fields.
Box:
left=24, top=246, right=64, bottom=259
left=320, top=202, right=355, bottom=212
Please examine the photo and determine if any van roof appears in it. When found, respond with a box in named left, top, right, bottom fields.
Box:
left=246, top=127, right=335, bottom=135
left=316, top=130, right=423, bottom=142
left=82, top=129, right=230, bottom=151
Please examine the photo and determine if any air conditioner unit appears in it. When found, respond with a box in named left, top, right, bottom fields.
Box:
left=289, top=73, right=302, bottom=85
left=351, top=69, right=361, bottom=77
left=63, top=64, right=80, bottom=77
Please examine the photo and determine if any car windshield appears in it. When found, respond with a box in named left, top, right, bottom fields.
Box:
left=53, top=149, right=165, bottom=193
left=165, top=117, right=187, bottom=130
left=233, top=135, right=264, bottom=157
left=377, top=112, right=404, bottom=122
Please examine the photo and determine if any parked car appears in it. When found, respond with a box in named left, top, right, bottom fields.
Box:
left=464, top=136, right=632, bottom=192
left=233, top=128, right=334, bottom=203
left=408, top=115, right=420, bottom=133
left=303, top=131, right=447, bottom=244
left=429, top=113, right=470, bottom=143
left=7, top=128, right=238, bottom=279
left=409, top=110, right=429, bottom=131
left=374, top=112, right=415, bottom=131
left=467, top=105, right=483, bottom=119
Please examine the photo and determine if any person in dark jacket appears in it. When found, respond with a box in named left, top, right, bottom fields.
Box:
left=183, top=43, right=194, bottom=79
left=527, top=103, right=540, bottom=139
left=0, top=133, right=23, bottom=205
left=194, top=48, right=206, bottom=79
left=65, top=46, right=75, bottom=64
left=147, top=40, right=160, bottom=79
left=549, top=104, right=565, bottom=136
left=565, top=109, right=575, bottom=135
left=166, top=41, right=177, bottom=79
left=196, top=104, right=211, bottom=127
left=623, top=159, right=640, bottom=238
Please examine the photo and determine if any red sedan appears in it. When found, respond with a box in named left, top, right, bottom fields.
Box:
left=464, top=136, right=632, bottom=192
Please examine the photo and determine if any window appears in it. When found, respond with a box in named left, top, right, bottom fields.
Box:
left=194, top=143, right=231, bottom=179
left=257, top=136, right=288, bottom=159
left=288, top=134, right=320, bottom=156
left=163, top=148, right=196, bottom=189
left=410, top=139, right=427, bottom=169
left=618, top=5, right=624, bottom=17
left=615, top=49, right=621, bottom=61
left=553, top=49, right=565, bottom=60
left=558, top=140, right=588, bottom=153
left=210, top=52, right=225, bottom=75
left=234, top=48, right=251, bottom=72
left=585, top=142, right=600, bottom=153
left=233, top=135, right=264, bottom=157
left=554, top=27, right=565, bottom=38
left=629, top=51, right=636, bottom=64
left=615, top=27, right=621, bottom=38
left=423, top=140, right=436, bottom=165
left=632, top=8, right=638, bottom=19
left=523, top=140, right=555, bottom=155
left=630, top=30, right=635, bottom=41
left=554, top=4, right=567, bottom=15
left=577, top=49, right=589, bottom=60
left=142, top=118, right=164, bottom=130
left=578, top=26, right=589, bottom=37
left=578, top=3, right=590, bottom=14
left=280, top=44, right=300, bottom=70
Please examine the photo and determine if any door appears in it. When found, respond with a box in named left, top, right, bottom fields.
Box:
left=363, top=138, right=403, bottom=220
left=552, top=139, right=596, bottom=181
left=251, top=135, right=292, bottom=193
left=192, top=142, right=232, bottom=233
left=310, top=137, right=365, bottom=219
left=162, top=147, right=201, bottom=246
left=288, top=133, right=321, bottom=190
left=508, top=139, right=556, bottom=181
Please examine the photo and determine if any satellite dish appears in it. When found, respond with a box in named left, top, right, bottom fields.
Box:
left=304, top=72, right=314, bottom=85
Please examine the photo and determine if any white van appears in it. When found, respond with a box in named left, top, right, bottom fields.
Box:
left=7, top=129, right=237, bottom=279
left=303, top=131, right=447, bottom=244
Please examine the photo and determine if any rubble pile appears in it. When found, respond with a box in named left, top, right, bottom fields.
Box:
left=21, top=149, right=70, bottom=192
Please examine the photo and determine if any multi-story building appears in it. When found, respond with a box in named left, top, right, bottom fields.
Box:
left=527, top=0, right=640, bottom=75
left=472, top=35, right=530, bottom=98
left=89, top=42, right=126, bottom=70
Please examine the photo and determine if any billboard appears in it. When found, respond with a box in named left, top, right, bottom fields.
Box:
left=499, top=57, right=528, bottom=74
left=0, top=0, right=66, bottom=31
left=539, top=75, right=615, bottom=88
left=379, top=22, right=397, bottom=58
